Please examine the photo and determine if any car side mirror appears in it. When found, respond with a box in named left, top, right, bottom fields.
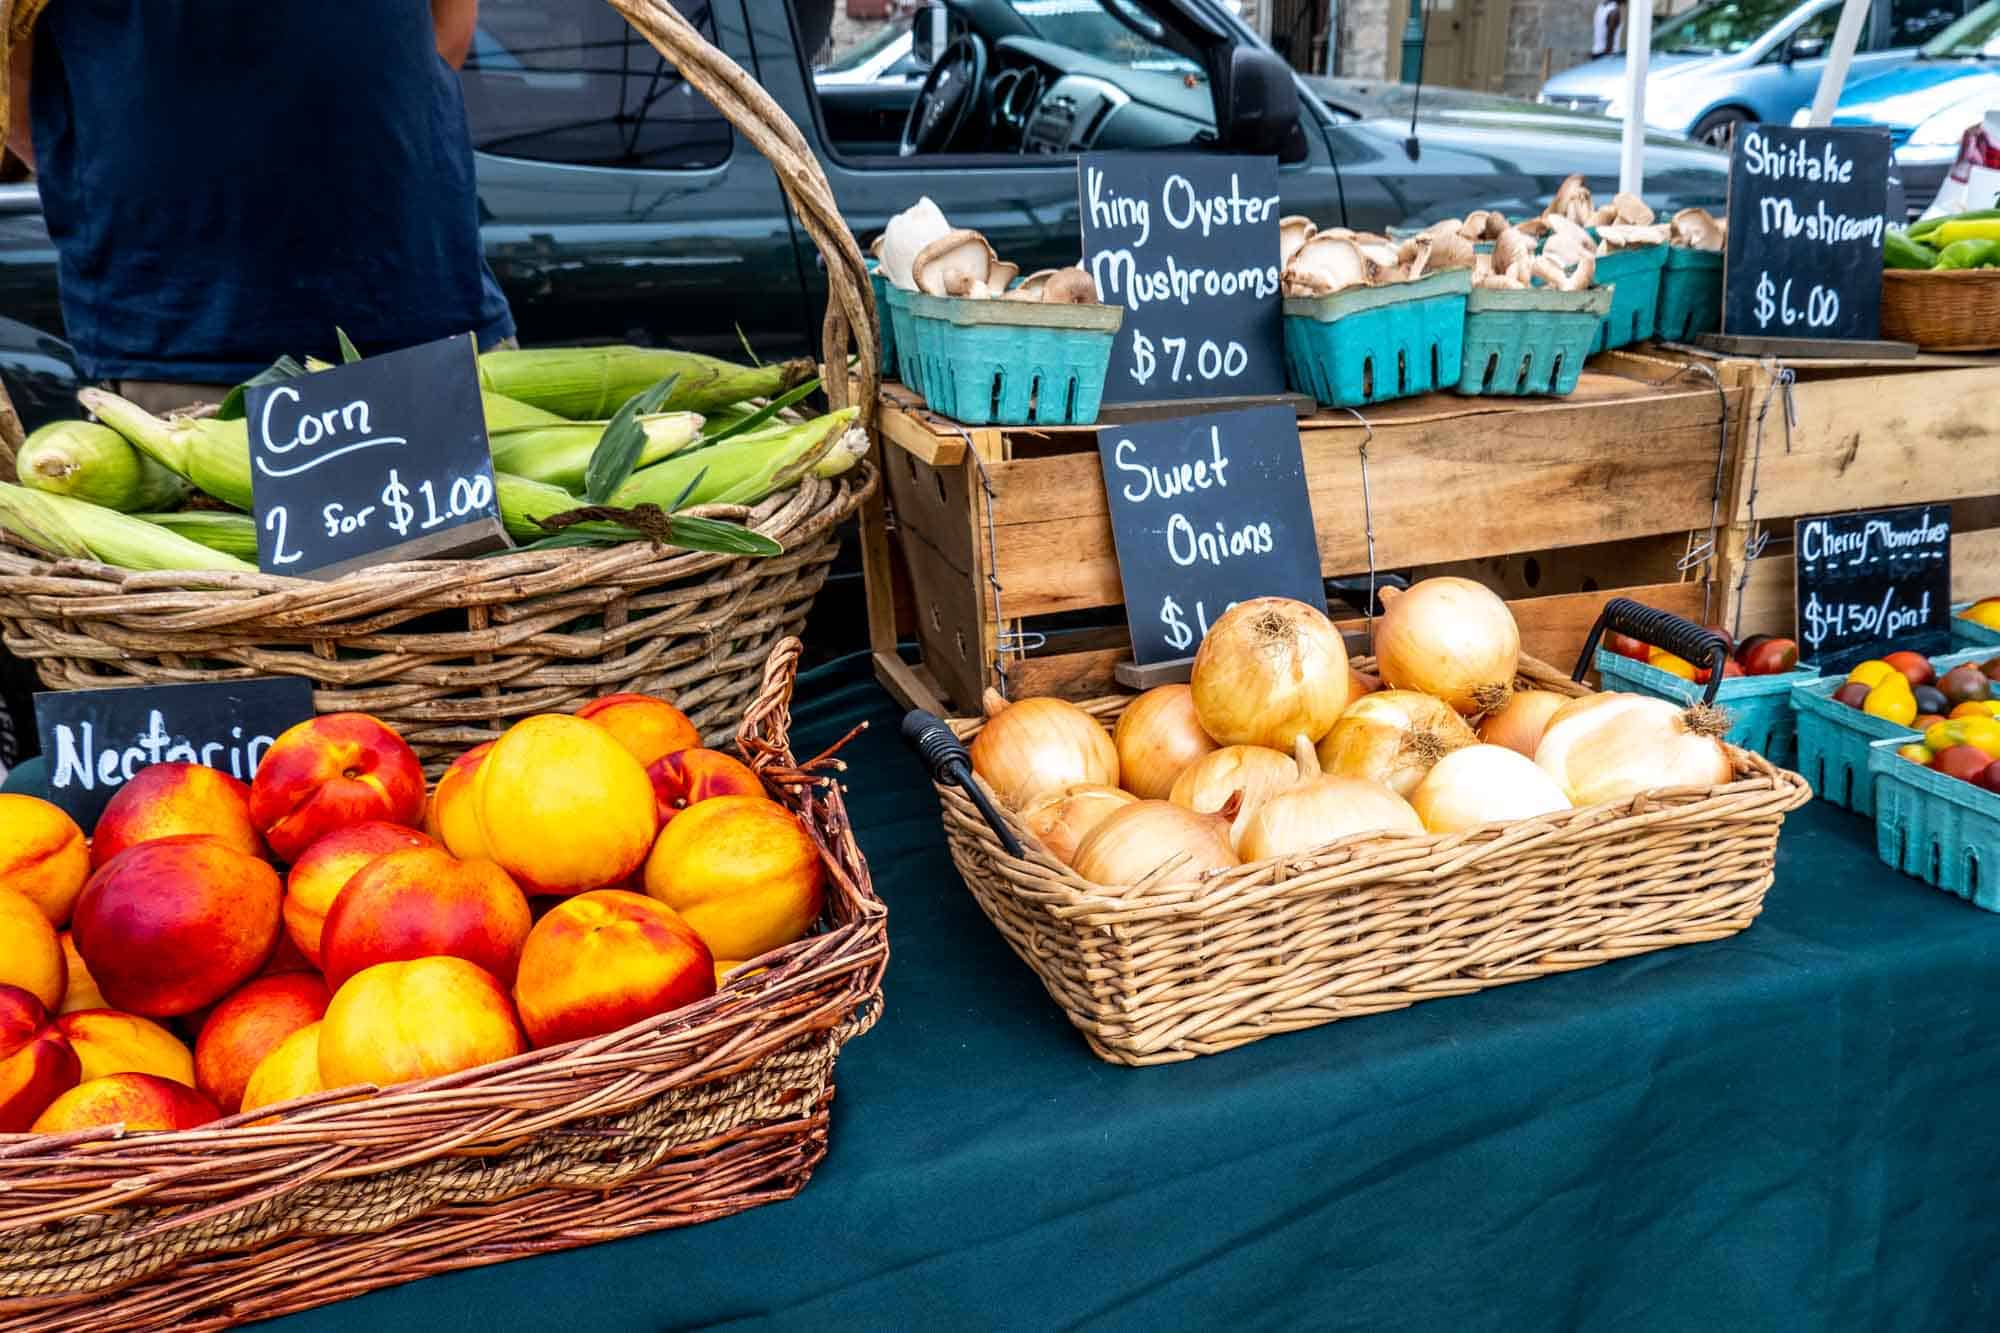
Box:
left=1221, top=44, right=1302, bottom=157
left=1785, top=33, right=1828, bottom=62
left=910, top=4, right=948, bottom=70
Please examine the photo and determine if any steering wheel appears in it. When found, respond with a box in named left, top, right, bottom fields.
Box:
left=900, top=33, right=989, bottom=157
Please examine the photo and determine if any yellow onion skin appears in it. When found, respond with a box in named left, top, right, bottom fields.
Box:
left=1409, top=744, right=1572, bottom=833
left=1020, top=784, right=1138, bottom=866
left=1113, top=685, right=1219, bottom=800
left=1238, top=775, right=1423, bottom=861
left=1317, top=690, right=1477, bottom=796
left=1071, top=800, right=1239, bottom=886
left=1477, top=689, right=1570, bottom=758
left=1374, top=578, right=1521, bottom=716
left=970, top=692, right=1119, bottom=810
left=1533, top=692, right=1732, bottom=807
left=1190, top=597, right=1350, bottom=750
left=1167, top=744, right=1299, bottom=848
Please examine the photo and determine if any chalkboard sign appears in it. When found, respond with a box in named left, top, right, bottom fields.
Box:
left=247, top=333, right=510, bottom=578
left=1794, top=503, right=1952, bottom=673
left=1078, top=152, right=1286, bottom=406
left=34, top=678, right=316, bottom=825
left=1723, top=125, right=1891, bottom=342
left=1097, top=405, right=1324, bottom=664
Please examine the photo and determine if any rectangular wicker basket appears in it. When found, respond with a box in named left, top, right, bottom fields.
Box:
left=0, top=640, right=887, bottom=1331
left=1881, top=268, right=2000, bottom=350
left=934, top=656, right=1811, bottom=1065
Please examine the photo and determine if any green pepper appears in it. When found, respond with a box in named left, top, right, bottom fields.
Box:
left=1909, top=207, right=2000, bottom=243
left=1885, top=230, right=1940, bottom=270
left=1932, top=238, right=2000, bottom=270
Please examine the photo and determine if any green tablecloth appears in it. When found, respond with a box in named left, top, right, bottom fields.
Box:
left=17, top=662, right=2000, bottom=1330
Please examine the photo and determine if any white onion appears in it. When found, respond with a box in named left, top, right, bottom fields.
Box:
left=1533, top=692, right=1733, bottom=807
left=1316, top=689, right=1477, bottom=796
left=1113, top=684, right=1219, bottom=800
left=1374, top=578, right=1521, bottom=715
left=1409, top=744, right=1572, bottom=833
left=1238, top=739, right=1423, bottom=861
left=1477, top=689, right=1570, bottom=758
left=969, top=688, right=1118, bottom=810
left=1190, top=597, right=1349, bottom=750
left=1167, top=744, right=1299, bottom=848
left=1071, top=800, right=1239, bottom=886
left=1019, top=784, right=1138, bottom=865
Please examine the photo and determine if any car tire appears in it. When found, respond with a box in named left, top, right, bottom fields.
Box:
left=1692, top=108, right=1750, bottom=150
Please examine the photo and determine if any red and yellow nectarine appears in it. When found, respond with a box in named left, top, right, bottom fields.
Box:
left=644, top=796, right=823, bottom=962
left=513, top=890, right=714, bottom=1048
left=474, top=715, right=656, bottom=895
left=647, top=747, right=763, bottom=827
left=0, top=888, right=64, bottom=1011
left=249, top=713, right=426, bottom=862
left=0, top=794, right=89, bottom=924
left=31, top=1072, right=218, bottom=1134
left=0, top=985, right=79, bottom=1132
left=56, top=1009, right=195, bottom=1086
left=240, top=1021, right=324, bottom=1116
left=426, top=741, right=493, bottom=861
left=89, top=764, right=262, bottom=870
left=194, top=973, right=330, bottom=1114
left=576, top=692, right=699, bottom=769
left=56, top=932, right=105, bottom=1014
left=282, top=821, right=437, bottom=968
left=320, top=848, right=532, bottom=989
left=319, top=958, right=524, bottom=1090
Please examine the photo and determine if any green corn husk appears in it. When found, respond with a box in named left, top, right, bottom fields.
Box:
left=609, top=409, right=860, bottom=511
left=488, top=410, right=704, bottom=490
left=0, top=483, right=255, bottom=571
left=477, top=346, right=817, bottom=419
left=136, top=511, right=260, bottom=561
left=493, top=473, right=781, bottom=557
left=16, top=419, right=193, bottom=513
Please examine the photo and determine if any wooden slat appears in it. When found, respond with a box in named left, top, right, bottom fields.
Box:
left=986, top=384, right=1737, bottom=619
left=1726, top=526, right=2000, bottom=643
left=1729, top=363, right=2000, bottom=523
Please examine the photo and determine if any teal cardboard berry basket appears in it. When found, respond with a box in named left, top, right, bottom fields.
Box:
left=1656, top=247, right=1724, bottom=343
left=904, top=292, right=1123, bottom=426
left=1587, top=244, right=1667, bottom=353
left=1282, top=268, right=1469, bottom=407
left=1596, top=648, right=1817, bottom=767
left=1457, top=284, right=1613, bottom=397
left=882, top=283, right=924, bottom=388
left=867, top=262, right=896, bottom=373
left=1951, top=602, right=2000, bottom=649
left=1793, top=646, right=1993, bottom=815
left=1870, top=735, right=2000, bottom=909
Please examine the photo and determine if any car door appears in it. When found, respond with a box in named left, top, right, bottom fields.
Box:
left=0, top=181, right=62, bottom=343
left=460, top=0, right=815, bottom=359
left=1747, top=3, right=1844, bottom=120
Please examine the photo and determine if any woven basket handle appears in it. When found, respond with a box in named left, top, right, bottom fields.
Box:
left=607, top=0, right=878, bottom=429
left=1575, top=596, right=1729, bottom=704
left=737, top=636, right=804, bottom=768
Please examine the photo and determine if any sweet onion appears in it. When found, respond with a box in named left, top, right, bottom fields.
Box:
left=1373, top=578, right=1521, bottom=716
left=1237, top=738, right=1423, bottom=861
left=1168, top=744, right=1299, bottom=848
left=1190, top=597, right=1349, bottom=750
left=1113, top=684, right=1219, bottom=800
left=1317, top=689, right=1477, bottom=796
left=1409, top=744, right=1572, bottom=833
left=1072, top=800, right=1239, bottom=886
left=1477, top=689, right=1569, bottom=758
left=1533, top=692, right=1732, bottom=806
left=969, top=689, right=1118, bottom=810
left=1019, top=784, right=1138, bottom=866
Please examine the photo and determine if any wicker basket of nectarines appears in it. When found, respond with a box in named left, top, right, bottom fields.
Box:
left=0, top=638, right=886, bottom=1329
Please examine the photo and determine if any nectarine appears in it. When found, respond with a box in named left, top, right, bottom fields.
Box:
left=194, top=973, right=330, bottom=1114
left=89, top=763, right=262, bottom=870
left=72, top=836, right=281, bottom=1017
left=576, top=692, right=699, bottom=769
left=282, top=821, right=438, bottom=968
left=56, top=1009, right=195, bottom=1086
left=647, top=747, right=763, bottom=826
left=426, top=742, right=493, bottom=860
left=319, top=958, right=524, bottom=1090
left=56, top=932, right=105, bottom=1014
left=644, top=796, right=823, bottom=961
left=0, top=794, right=89, bottom=924
left=31, top=1072, right=218, bottom=1134
left=240, top=1021, right=324, bottom=1116
left=0, top=887, right=64, bottom=1010
left=0, top=985, right=80, bottom=1132
left=474, top=715, right=656, bottom=895
left=249, top=713, right=426, bottom=862
left=513, top=891, right=714, bottom=1048
left=320, top=848, right=532, bottom=989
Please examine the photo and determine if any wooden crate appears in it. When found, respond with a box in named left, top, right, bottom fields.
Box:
left=863, top=351, right=1746, bottom=714
left=1706, top=353, right=2000, bottom=641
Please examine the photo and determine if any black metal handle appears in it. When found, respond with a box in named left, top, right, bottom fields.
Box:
left=1573, top=596, right=1728, bottom=706
left=901, top=709, right=1025, bottom=858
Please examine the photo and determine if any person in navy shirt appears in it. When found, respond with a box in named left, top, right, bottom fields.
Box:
left=5, top=0, right=514, bottom=412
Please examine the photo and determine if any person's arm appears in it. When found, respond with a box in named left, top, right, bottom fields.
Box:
left=432, top=0, right=477, bottom=70
left=5, top=35, right=30, bottom=170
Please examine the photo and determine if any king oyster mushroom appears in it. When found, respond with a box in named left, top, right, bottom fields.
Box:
left=1418, top=221, right=1478, bottom=271
left=1283, top=234, right=1371, bottom=296
left=1279, top=215, right=1319, bottom=268
left=1492, top=225, right=1537, bottom=274
left=913, top=229, right=1000, bottom=297
left=1039, top=267, right=1099, bottom=304
left=1541, top=214, right=1596, bottom=268
left=1530, top=250, right=1597, bottom=292
left=1591, top=192, right=1656, bottom=228
left=1003, top=269, right=1057, bottom=301
left=988, top=260, right=1021, bottom=294
left=1671, top=207, right=1728, bottom=251
left=1456, top=209, right=1506, bottom=241
left=1596, top=222, right=1671, bottom=252
left=1514, top=216, right=1553, bottom=240
left=879, top=196, right=952, bottom=291
left=1548, top=174, right=1595, bottom=225
left=1398, top=234, right=1434, bottom=281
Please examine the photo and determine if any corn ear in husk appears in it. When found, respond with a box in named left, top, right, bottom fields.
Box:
left=136, top=511, right=260, bottom=561
left=0, top=483, right=255, bottom=571
left=609, top=409, right=862, bottom=511
left=17, top=419, right=194, bottom=512
left=477, top=345, right=817, bottom=418
left=488, top=411, right=704, bottom=490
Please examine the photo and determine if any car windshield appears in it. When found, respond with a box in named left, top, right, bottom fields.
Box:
left=1004, top=0, right=1202, bottom=71
left=820, top=21, right=906, bottom=72
left=1653, top=0, right=1802, bottom=54
left=1923, top=0, right=2000, bottom=55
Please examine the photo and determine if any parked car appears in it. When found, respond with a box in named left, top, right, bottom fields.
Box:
left=1800, top=0, right=2000, bottom=210
left=1539, top=0, right=1979, bottom=147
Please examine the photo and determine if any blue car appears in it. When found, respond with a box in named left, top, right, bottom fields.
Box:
left=1539, top=0, right=1978, bottom=147
left=1807, top=0, right=2000, bottom=209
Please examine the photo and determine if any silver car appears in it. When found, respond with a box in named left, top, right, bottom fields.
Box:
left=1538, top=0, right=1976, bottom=147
